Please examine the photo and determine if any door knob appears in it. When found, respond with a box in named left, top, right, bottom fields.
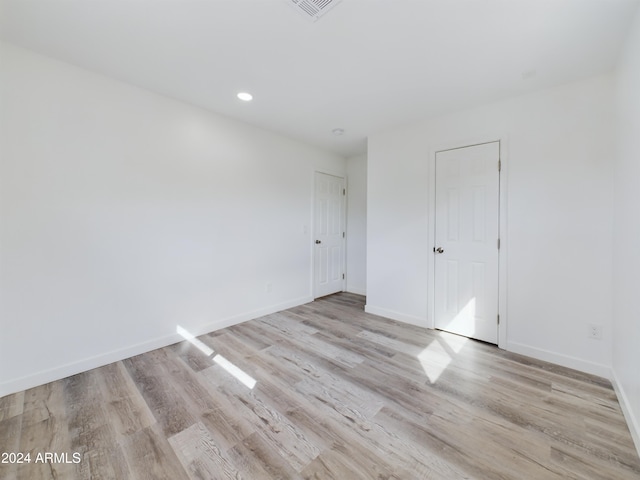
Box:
left=435, top=247, right=444, bottom=254
left=315, top=240, right=322, bottom=244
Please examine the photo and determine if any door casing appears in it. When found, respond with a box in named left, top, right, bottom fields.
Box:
left=428, top=137, right=508, bottom=349
left=312, top=171, right=346, bottom=299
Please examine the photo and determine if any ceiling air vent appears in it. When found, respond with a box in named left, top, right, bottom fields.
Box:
left=287, top=0, right=343, bottom=22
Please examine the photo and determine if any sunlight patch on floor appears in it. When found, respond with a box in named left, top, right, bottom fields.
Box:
left=418, top=331, right=469, bottom=384
left=438, top=330, right=469, bottom=354
left=418, top=341, right=451, bottom=384
left=213, top=354, right=257, bottom=389
left=177, top=325, right=256, bottom=389
left=176, top=325, right=214, bottom=356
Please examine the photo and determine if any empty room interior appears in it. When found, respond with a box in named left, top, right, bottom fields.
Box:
left=2, top=0, right=640, bottom=478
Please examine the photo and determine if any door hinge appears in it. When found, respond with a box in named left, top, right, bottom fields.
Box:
left=498, top=159, right=502, bottom=172
left=343, top=188, right=346, bottom=195
left=343, top=232, right=345, bottom=238
left=497, top=238, right=500, bottom=249
left=497, top=314, right=500, bottom=325
left=342, top=273, right=345, bottom=280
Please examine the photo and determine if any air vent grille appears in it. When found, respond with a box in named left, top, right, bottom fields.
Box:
left=287, top=0, right=343, bottom=22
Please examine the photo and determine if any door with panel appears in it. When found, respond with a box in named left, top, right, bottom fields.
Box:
left=434, top=142, right=500, bottom=344
left=313, top=172, right=345, bottom=298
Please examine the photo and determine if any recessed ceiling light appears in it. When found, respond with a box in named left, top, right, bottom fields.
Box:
left=332, top=128, right=345, bottom=136
left=237, top=92, right=253, bottom=101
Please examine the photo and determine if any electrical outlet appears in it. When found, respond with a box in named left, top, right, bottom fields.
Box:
left=588, top=323, right=603, bottom=340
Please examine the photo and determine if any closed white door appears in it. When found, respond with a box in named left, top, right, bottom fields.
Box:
left=434, top=142, right=500, bottom=344
left=314, top=172, right=345, bottom=298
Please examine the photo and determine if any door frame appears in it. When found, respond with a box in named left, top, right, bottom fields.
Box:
left=427, top=136, right=508, bottom=349
left=312, top=170, right=347, bottom=299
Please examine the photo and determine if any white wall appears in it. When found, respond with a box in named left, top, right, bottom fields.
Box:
left=346, top=154, right=367, bottom=295
left=0, top=42, right=345, bottom=397
left=613, top=5, right=640, bottom=455
left=367, top=74, right=615, bottom=377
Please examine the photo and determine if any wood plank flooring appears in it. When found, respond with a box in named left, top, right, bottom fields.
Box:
left=1, top=292, right=639, bottom=479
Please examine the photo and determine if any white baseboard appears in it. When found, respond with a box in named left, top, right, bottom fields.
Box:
left=364, top=304, right=427, bottom=328
left=0, top=296, right=313, bottom=398
left=346, top=287, right=366, bottom=296
left=611, top=369, right=640, bottom=459
left=506, top=341, right=611, bottom=379
left=0, top=332, right=181, bottom=398
left=184, top=295, right=313, bottom=338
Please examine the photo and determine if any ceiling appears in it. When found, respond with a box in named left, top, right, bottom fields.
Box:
left=1, top=0, right=638, bottom=157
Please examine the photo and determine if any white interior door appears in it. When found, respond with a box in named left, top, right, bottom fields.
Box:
left=434, top=142, right=500, bottom=344
left=314, top=172, right=345, bottom=298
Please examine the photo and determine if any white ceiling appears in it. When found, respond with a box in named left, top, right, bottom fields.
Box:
left=1, top=0, right=638, bottom=157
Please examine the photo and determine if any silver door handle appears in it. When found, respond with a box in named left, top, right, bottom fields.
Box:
left=315, top=240, right=322, bottom=244
left=434, top=247, right=444, bottom=254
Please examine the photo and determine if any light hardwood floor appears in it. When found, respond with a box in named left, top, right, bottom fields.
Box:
left=1, top=293, right=639, bottom=479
